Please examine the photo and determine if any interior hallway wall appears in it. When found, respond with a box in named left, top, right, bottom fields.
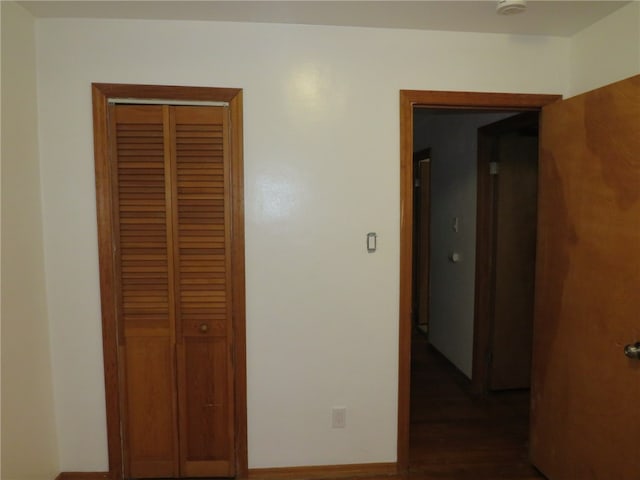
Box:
left=413, top=111, right=514, bottom=377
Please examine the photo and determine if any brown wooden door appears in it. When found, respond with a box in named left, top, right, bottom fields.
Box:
left=489, top=117, right=538, bottom=390
left=531, top=75, right=640, bottom=478
left=172, top=106, right=235, bottom=477
left=474, top=112, right=539, bottom=393
left=111, top=104, right=235, bottom=478
left=112, top=105, right=180, bottom=478
left=413, top=150, right=431, bottom=334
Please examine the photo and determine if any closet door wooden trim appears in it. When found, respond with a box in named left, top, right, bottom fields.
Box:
left=92, top=83, right=246, bottom=480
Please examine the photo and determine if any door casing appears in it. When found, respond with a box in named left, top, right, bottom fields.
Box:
left=92, top=83, right=247, bottom=480
left=398, top=90, right=560, bottom=472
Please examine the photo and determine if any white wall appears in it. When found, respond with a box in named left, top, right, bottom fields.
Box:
left=34, top=17, right=569, bottom=470
left=569, top=1, right=640, bottom=96
left=413, top=111, right=513, bottom=377
left=0, top=3, right=59, bottom=479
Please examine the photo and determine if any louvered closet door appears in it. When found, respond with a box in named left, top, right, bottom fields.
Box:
left=111, top=104, right=234, bottom=478
left=171, top=106, right=235, bottom=477
left=112, top=105, right=180, bottom=478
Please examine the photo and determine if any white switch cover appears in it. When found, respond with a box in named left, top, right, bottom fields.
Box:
left=332, top=407, right=346, bottom=428
left=367, top=232, right=377, bottom=253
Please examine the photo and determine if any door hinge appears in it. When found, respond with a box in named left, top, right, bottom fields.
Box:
left=489, top=162, right=499, bottom=175
left=414, top=178, right=421, bottom=188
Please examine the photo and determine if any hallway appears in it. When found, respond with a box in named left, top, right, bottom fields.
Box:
left=408, top=330, right=545, bottom=479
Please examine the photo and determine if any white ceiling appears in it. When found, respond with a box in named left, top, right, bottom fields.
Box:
left=20, top=1, right=632, bottom=37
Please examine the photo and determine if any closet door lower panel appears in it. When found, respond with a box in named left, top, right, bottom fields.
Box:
left=125, top=336, right=179, bottom=477
left=178, top=337, right=234, bottom=476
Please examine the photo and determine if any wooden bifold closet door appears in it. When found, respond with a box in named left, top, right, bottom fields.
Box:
left=110, top=103, right=235, bottom=478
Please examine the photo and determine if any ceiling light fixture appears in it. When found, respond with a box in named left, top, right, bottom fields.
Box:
left=496, top=0, right=527, bottom=15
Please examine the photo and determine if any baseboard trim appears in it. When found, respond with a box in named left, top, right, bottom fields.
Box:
left=55, top=473, right=110, bottom=480
left=248, top=462, right=397, bottom=480
left=55, top=463, right=396, bottom=480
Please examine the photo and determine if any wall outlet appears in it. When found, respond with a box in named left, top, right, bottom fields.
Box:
left=331, top=406, right=346, bottom=428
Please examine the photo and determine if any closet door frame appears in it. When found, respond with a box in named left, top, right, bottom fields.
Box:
left=92, top=83, right=247, bottom=480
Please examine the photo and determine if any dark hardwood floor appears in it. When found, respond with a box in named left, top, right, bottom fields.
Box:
left=406, top=330, right=546, bottom=480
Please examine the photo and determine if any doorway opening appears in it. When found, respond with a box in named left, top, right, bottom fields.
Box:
left=410, top=107, right=541, bottom=477
left=397, top=90, right=561, bottom=476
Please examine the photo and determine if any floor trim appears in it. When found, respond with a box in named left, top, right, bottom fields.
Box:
left=55, top=473, right=110, bottom=480
left=248, top=462, right=397, bottom=480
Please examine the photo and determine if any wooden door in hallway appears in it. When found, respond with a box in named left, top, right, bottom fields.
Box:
left=413, top=149, right=431, bottom=334
left=475, top=112, right=539, bottom=392
left=531, top=75, right=640, bottom=478
left=490, top=124, right=538, bottom=390
left=93, top=84, right=247, bottom=480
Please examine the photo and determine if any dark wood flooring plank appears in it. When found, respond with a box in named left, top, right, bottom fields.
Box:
left=408, top=330, right=546, bottom=480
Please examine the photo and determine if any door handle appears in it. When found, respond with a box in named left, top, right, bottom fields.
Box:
left=623, top=342, right=640, bottom=359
